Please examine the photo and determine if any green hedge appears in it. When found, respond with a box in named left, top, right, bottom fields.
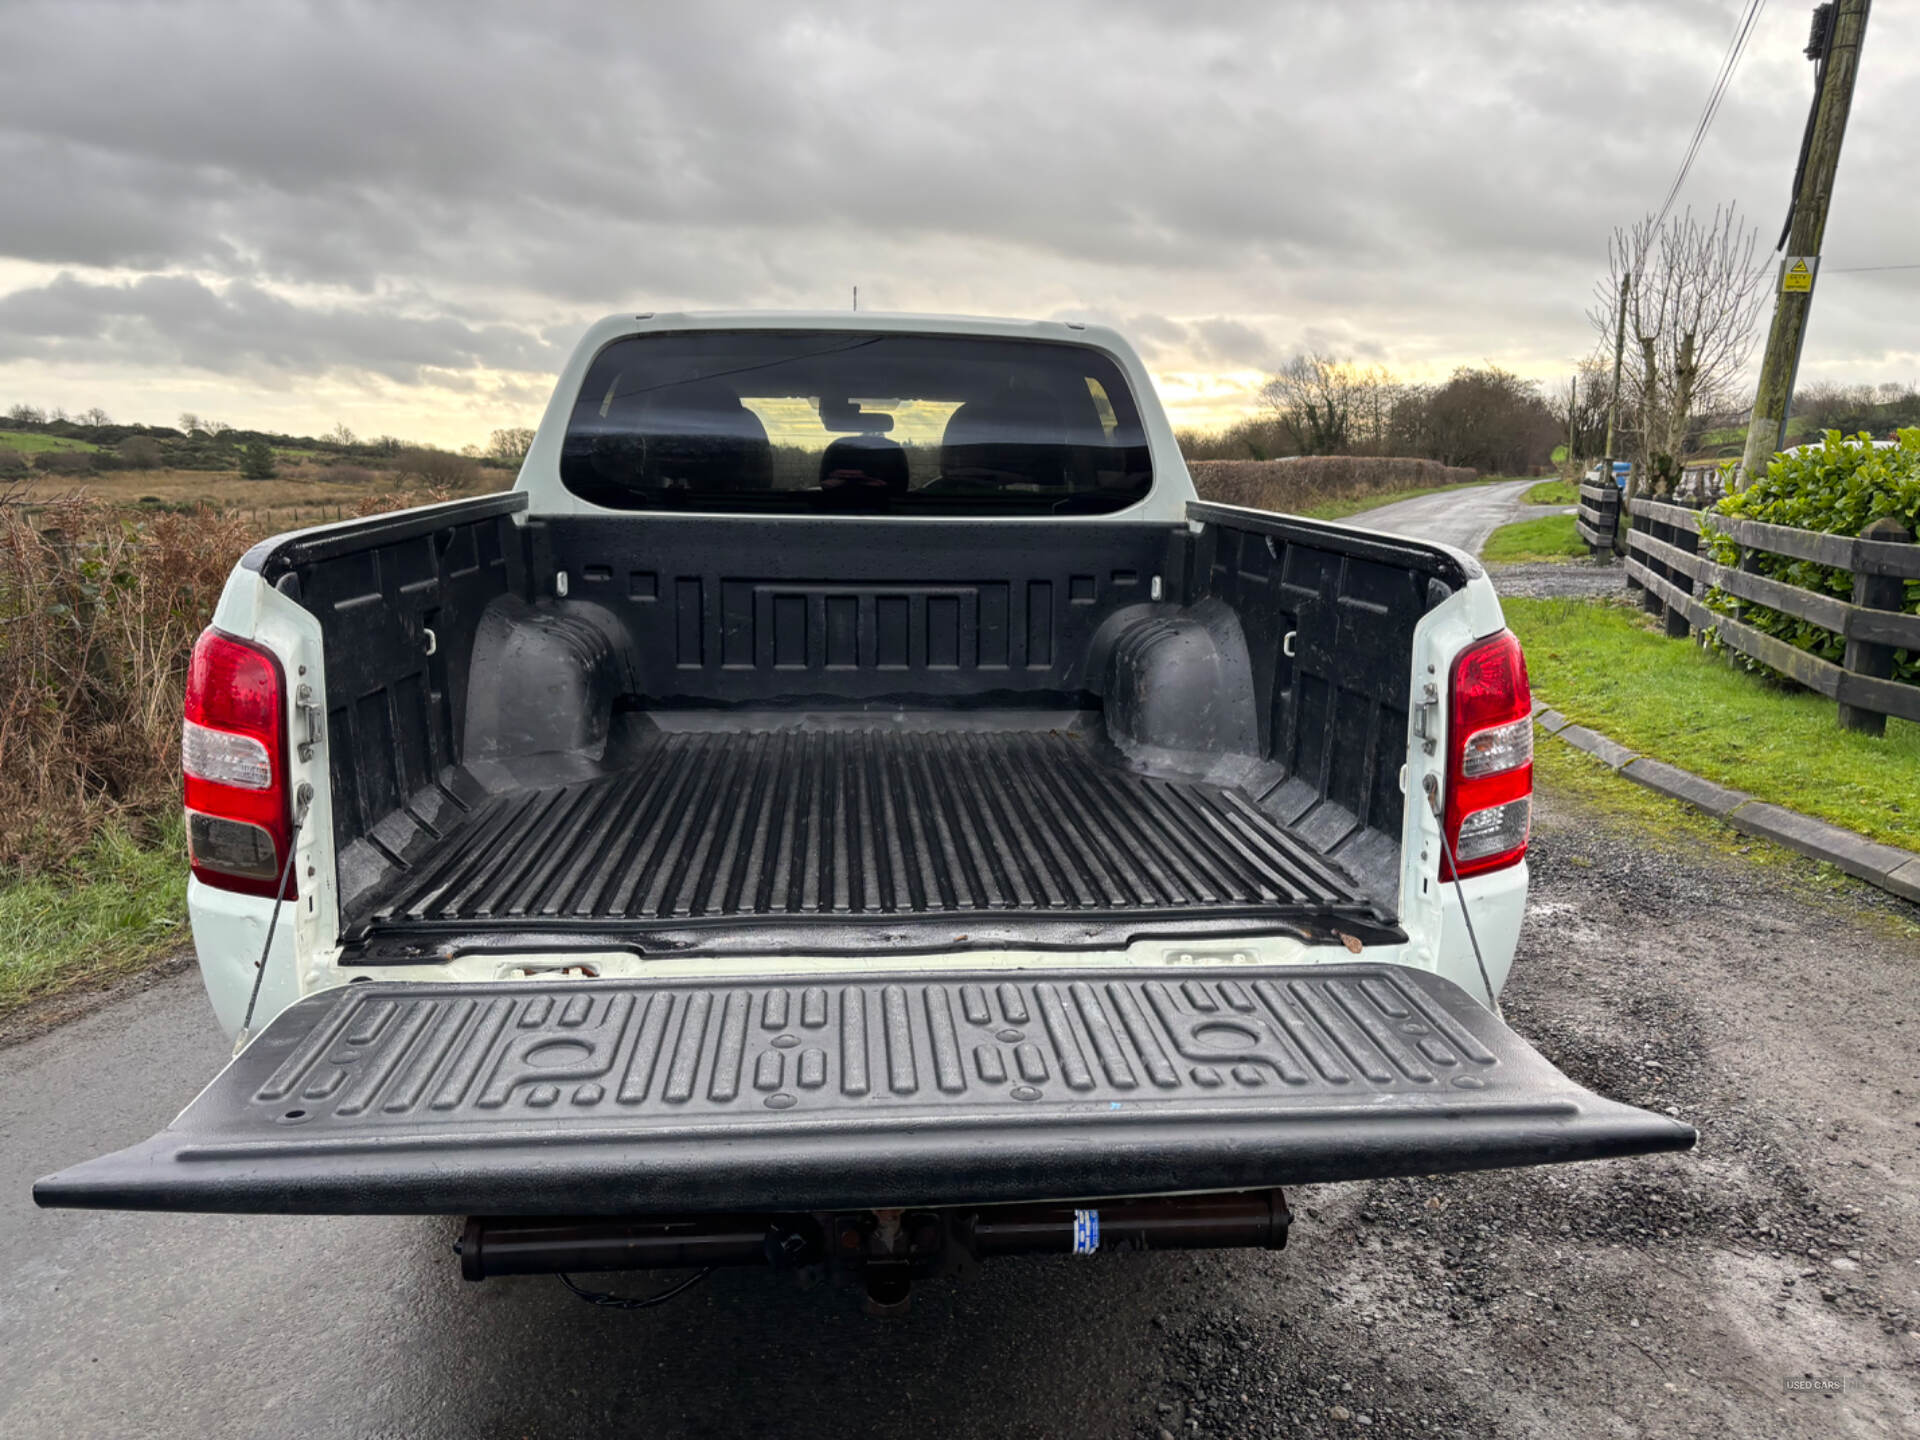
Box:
left=1700, top=429, right=1920, bottom=684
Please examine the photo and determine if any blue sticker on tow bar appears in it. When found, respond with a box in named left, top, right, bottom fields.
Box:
left=1072, top=1209, right=1100, bottom=1255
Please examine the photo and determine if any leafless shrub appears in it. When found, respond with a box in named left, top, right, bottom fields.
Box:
left=31, top=450, right=93, bottom=475
left=115, top=436, right=164, bottom=470
left=394, top=447, right=478, bottom=489
left=350, top=482, right=455, bottom=517
left=0, top=491, right=253, bottom=872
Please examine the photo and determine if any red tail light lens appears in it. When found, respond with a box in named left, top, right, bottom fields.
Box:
left=1442, top=630, right=1532, bottom=880
left=183, top=628, right=294, bottom=898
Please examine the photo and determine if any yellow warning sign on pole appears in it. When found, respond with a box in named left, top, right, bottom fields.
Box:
left=1782, top=257, right=1815, bottom=293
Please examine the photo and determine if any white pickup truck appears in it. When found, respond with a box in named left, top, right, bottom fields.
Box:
left=37, top=313, right=1691, bottom=1307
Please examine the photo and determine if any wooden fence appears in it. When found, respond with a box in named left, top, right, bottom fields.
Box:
left=1625, top=496, right=1920, bottom=735
left=1575, top=479, right=1621, bottom=556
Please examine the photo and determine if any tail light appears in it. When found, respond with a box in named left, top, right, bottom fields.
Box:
left=183, top=628, right=295, bottom=898
left=1441, top=630, right=1532, bottom=880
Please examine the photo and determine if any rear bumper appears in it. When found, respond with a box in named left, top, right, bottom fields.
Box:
left=35, top=963, right=1693, bottom=1216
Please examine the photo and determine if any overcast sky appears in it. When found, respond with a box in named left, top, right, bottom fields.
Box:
left=3, top=0, right=1916, bottom=448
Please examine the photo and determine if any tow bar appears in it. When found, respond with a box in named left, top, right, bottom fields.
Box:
left=457, top=1190, right=1291, bottom=1315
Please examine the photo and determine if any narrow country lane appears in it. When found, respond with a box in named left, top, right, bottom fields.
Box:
left=1339, top=478, right=1537, bottom=553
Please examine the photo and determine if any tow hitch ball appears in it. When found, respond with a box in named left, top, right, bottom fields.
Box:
left=457, top=1190, right=1290, bottom=1312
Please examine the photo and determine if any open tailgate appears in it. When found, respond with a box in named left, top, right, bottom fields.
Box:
left=34, top=965, right=1694, bottom=1215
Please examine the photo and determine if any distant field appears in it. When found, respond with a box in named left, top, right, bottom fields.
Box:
left=16, top=467, right=508, bottom=511
left=1698, top=416, right=1813, bottom=450
left=0, top=429, right=101, bottom=454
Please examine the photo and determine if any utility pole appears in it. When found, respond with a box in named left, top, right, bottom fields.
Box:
left=1602, top=270, right=1631, bottom=540
left=1738, top=0, right=1871, bottom=485
left=1566, top=375, right=1578, bottom=465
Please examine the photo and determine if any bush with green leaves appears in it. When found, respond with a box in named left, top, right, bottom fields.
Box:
left=239, top=439, right=277, bottom=480
left=1700, top=428, right=1920, bottom=684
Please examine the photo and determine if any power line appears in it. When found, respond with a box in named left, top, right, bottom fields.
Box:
left=1823, top=261, right=1920, bottom=273
left=1652, top=0, right=1769, bottom=231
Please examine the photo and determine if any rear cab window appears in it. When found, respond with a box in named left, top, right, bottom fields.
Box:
left=559, top=330, right=1153, bottom=514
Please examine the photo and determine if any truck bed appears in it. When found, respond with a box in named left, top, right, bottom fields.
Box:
left=359, top=726, right=1379, bottom=949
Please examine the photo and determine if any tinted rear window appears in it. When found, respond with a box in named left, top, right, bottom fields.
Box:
left=559, top=331, right=1152, bottom=514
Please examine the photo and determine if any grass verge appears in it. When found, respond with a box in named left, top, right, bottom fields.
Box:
left=0, top=817, right=188, bottom=1020
left=1532, top=741, right=1771, bottom=863
left=1523, top=479, right=1577, bottom=505
left=1506, top=595, right=1920, bottom=851
left=1299, top=476, right=1503, bottom=521
left=1483, top=514, right=1586, bottom=563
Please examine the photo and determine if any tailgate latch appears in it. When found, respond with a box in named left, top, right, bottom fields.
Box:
left=1411, top=681, right=1441, bottom=755
left=294, top=682, right=324, bottom=761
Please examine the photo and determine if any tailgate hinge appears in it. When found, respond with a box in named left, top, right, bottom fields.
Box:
left=295, top=682, right=324, bottom=761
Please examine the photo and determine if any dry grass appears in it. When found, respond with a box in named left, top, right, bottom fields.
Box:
left=1, top=489, right=252, bottom=874
left=0, top=480, right=463, bottom=877
left=1189, top=456, right=1480, bottom=515
left=24, top=462, right=501, bottom=509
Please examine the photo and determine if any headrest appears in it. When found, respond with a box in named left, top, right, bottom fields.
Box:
left=820, top=434, right=910, bottom=495
left=940, top=389, right=1072, bottom=487
left=643, top=381, right=772, bottom=489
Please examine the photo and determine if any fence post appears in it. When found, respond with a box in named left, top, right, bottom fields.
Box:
left=1838, top=516, right=1915, bottom=736
left=1665, top=511, right=1697, bottom=639
left=1732, top=533, right=1762, bottom=627
left=1623, top=496, right=1643, bottom=597
left=1637, top=506, right=1663, bottom=616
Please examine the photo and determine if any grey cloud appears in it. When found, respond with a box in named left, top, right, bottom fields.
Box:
left=0, top=0, right=1915, bottom=411
left=0, top=273, right=563, bottom=383
left=1190, top=317, right=1277, bottom=370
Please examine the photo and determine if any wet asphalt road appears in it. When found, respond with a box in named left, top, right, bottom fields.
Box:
left=8, top=784, right=1918, bottom=1438
left=1342, top=478, right=1535, bottom=553
left=7, top=474, right=1915, bottom=1437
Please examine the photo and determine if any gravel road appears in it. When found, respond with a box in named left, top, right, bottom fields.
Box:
left=1346, top=481, right=1633, bottom=601
left=5, top=780, right=1917, bottom=1438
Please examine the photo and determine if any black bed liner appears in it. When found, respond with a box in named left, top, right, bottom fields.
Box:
left=362, top=729, right=1375, bottom=936
left=34, top=964, right=1696, bottom=1216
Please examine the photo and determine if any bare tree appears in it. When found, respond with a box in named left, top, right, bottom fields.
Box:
left=1259, top=353, right=1376, bottom=455
left=488, top=426, right=537, bottom=465
left=1549, top=357, right=1614, bottom=462
left=78, top=407, right=111, bottom=427
left=1590, top=206, right=1766, bottom=498
left=1401, top=366, right=1558, bottom=474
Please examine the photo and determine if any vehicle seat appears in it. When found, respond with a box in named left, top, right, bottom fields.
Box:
left=934, top=390, right=1071, bottom=490
left=642, top=381, right=774, bottom=491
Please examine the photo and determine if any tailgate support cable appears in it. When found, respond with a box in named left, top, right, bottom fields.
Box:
left=1422, top=774, right=1500, bottom=1013
left=237, top=783, right=314, bottom=1048
left=558, top=1268, right=714, bottom=1311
